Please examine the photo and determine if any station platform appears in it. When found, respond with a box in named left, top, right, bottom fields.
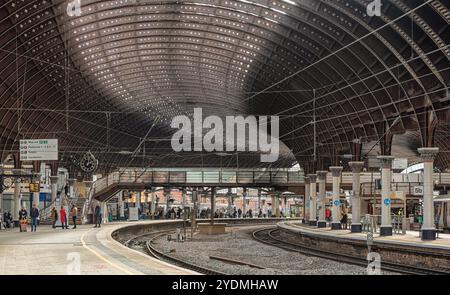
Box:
left=279, top=222, right=450, bottom=250
left=0, top=222, right=198, bottom=275
left=277, top=221, right=450, bottom=273
left=279, top=222, right=450, bottom=251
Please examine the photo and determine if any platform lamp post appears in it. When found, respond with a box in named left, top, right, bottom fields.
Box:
left=418, top=147, right=439, bottom=240
left=377, top=156, right=395, bottom=236
left=13, top=177, right=21, bottom=226
left=308, top=174, right=317, bottom=226
left=317, top=171, right=327, bottom=228
left=210, top=187, right=216, bottom=225
left=330, top=166, right=343, bottom=230
left=349, top=161, right=364, bottom=233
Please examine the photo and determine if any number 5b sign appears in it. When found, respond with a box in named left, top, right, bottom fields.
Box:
left=413, top=186, right=424, bottom=196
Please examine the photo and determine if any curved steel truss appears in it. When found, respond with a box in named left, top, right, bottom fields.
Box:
left=0, top=0, right=449, bottom=174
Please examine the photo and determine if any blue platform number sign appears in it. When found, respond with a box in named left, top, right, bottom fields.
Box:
left=383, top=198, right=391, bottom=205
left=333, top=200, right=340, bottom=207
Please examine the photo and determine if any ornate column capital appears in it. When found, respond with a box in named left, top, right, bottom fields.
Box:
left=308, top=174, right=317, bottom=183
left=50, top=176, right=59, bottom=184
left=348, top=161, right=365, bottom=173
left=377, top=155, right=395, bottom=168
left=418, top=147, right=439, bottom=162
left=68, top=178, right=77, bottom=186
left=329, top=166, right=343, bottom=177
left=317, top=171, right=328, bottom=180
left=304, top=177, right=310, bottom=185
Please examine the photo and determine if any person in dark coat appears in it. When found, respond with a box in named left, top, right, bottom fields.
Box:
left=341, top=213, right=348, bottom=230
left=94, top=204, right=102, bottom=228
left=30, top=204, right=39, bottom=232
left=19, top=207, right=27, bottom=221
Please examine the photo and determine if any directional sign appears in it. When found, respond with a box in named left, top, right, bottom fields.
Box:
left=29, top=182, right=40, bottom=193
left=20, top=139, right=58, bottom=161
left=383, top=198, right=391, bottom=205
left=333, top=200, right=340, bottom=206
left=413, top=186, right=424, bottom=196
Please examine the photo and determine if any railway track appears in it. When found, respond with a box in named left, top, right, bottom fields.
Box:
left=145, top=232, right=227, bottom=275
left=125, top=230, right=226, bottom=275
left=252, top=228, right=450, bottom=275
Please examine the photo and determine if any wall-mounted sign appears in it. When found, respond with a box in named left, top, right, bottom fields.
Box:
left=20, top=139, right=58, bottom=161
left=392, top=158, right=408, bottom=170
left=29, top=182, right=40, bottom=193
left=413, top=186, right=424, bottom=196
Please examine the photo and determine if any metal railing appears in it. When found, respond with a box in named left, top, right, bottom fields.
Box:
left=361, top=214, right=407, bottom=235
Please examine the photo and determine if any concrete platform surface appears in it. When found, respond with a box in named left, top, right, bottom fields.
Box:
left=0, top=222, right=198, bottom=275
left=280, top=222, right=450, bottom=251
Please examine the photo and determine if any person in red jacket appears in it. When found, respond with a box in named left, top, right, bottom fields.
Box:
left=60, top=206, right=68, bottom=229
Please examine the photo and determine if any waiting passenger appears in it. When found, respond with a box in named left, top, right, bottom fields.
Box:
left=341, top=213, right=348, bottom=230
left=60, top=206, right=68, bottom=229
left=51, top=207, right=58, bottom=229
left=19, top=207, right=28, bottom=221
left=30, top=204, right=39, bottom=232
left=94, top=204, right=102, bottom=227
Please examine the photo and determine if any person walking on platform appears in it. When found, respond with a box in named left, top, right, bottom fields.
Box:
left=60, top=206, right=68, bottom=229
left=51, top=207, right=58, bottom=229
left=30, top=204, right=39, bottom=232
left=71, top=205, right=78, bottom=229
left=94, top=204, right=102, bottom=228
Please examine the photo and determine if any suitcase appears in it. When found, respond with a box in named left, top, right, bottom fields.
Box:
left=20, top=219, right=27, bottom=232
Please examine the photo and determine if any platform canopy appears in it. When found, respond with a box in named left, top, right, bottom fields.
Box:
left=0, top=0, right=449, bottom=173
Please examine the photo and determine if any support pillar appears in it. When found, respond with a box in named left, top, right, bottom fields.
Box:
left=136, top=191, right=141, bottom=210
left=68, top=178, right=77, bottom=199
left=227, top=188, right=233, bottom=218
left=275, top=192, right=281, bottom=217
left=317, top=171, right=327, bottom=228
left=308, top=174, right=317, bottom=226
left=257, top=188, right=262, bottom=215
left=165, top=189, right=171, bottom=217
left=271, top=194, right=276, bottom=217
left=242, top=188, right=247, bottom=216
left=84, top=181, right=94, bottom=224
left=182, top=188, right=187, bottom=211
left=13, top=177, right=21, bottom=222
left=118, top=192, right=125, bottom=220
left=377, top=156, right=395, bottom=236
left=150, top=191, right=156, bottom=217
left=304, top=178, right=310, bottom=223
left=418, top=147, right=439, bottom=240
left=330, top=166, right=343, bottom=230
left=50, top=176, right=59, bottom=202
left=349, top=162, right=364, bottom=233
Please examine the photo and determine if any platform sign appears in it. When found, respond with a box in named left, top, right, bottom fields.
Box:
left=383, top=198, right=391, bottom=205
left=29, top=182, right=40, bottom=193
left=20, top=139, right=58, bottom=161
left=333, top=200, right=340, bottom=207
left=413, top=186, right=424, bottom=196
